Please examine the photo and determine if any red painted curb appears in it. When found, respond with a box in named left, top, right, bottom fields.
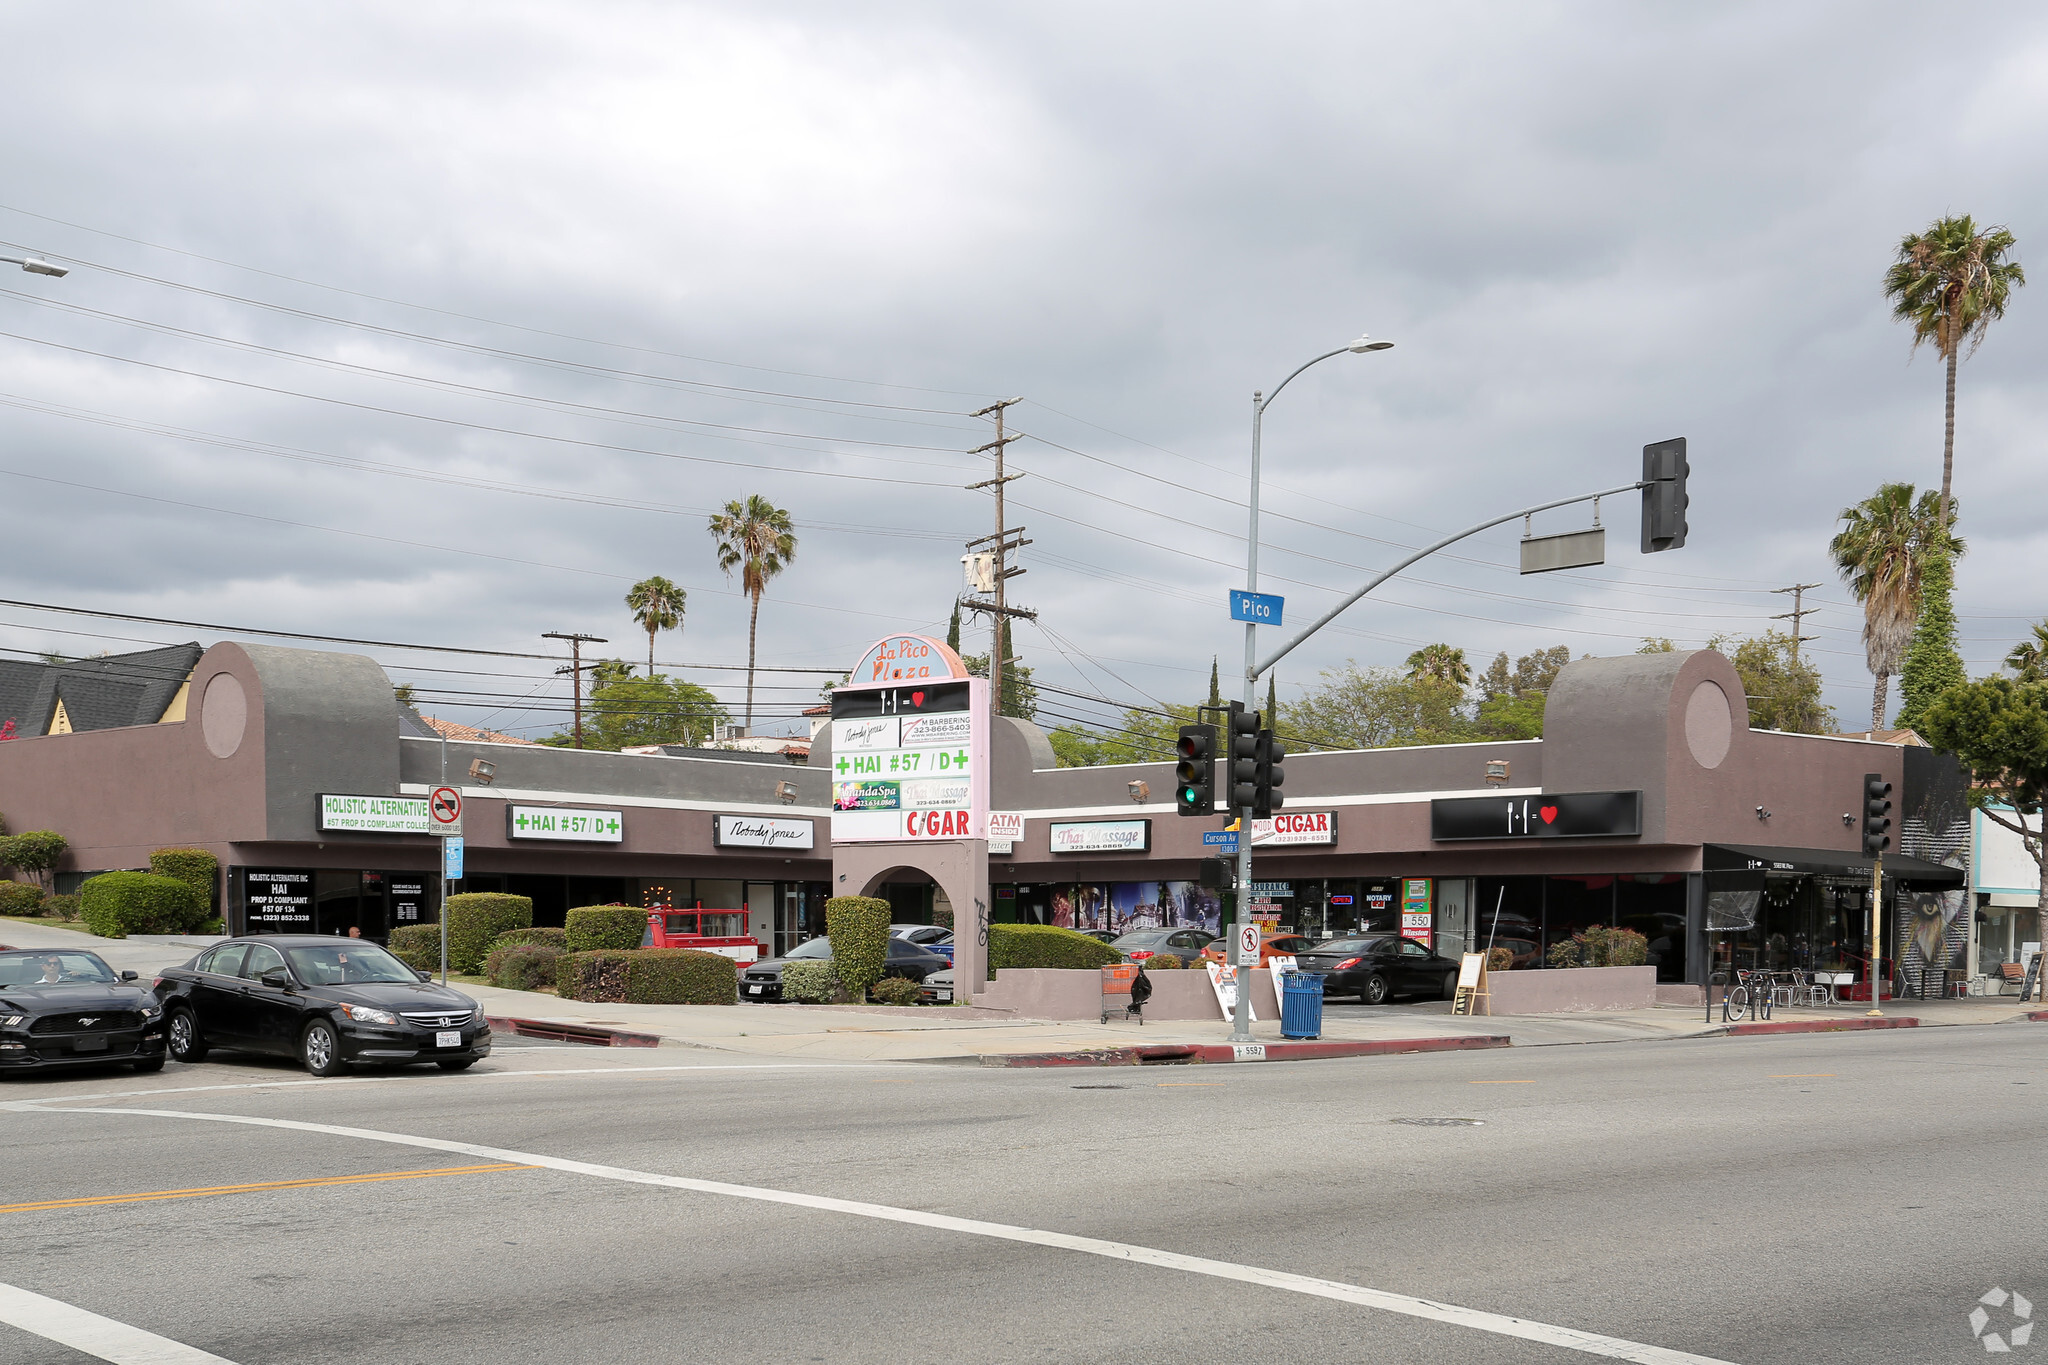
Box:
left=2028, top=1011, right=2048, bottom=1023
left=979, top=1035, right=1511, bottom=1068
left=486, top=1016, right=662, bottom=1048
left=1724, top=1016, right=1920, bottom=1036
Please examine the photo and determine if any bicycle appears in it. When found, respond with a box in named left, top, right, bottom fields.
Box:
left=1722, top=968, right=1774, bottom=1024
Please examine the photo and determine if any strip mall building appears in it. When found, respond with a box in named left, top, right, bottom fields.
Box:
left=0, top=638, right=1974, bottom=991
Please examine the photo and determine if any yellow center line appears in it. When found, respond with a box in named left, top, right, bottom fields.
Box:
left=1770, top=1074, right=1836, bottom=1079
left=0, top=1163, right=536, bottom=1214
left=1469, top=1080, right=1536, bottom=1085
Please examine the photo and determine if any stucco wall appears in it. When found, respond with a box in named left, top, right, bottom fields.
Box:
left=977, top=966, right=1279, bottom=1022
left=1483, top=965, right=1657, bottom=1014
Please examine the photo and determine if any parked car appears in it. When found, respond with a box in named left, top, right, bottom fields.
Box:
left=1071, top=929, right=1119, bottom=944
left=155, top=936, right=490, bottom=1077
left=919, top=967, right=954, bottom=1004
left=0, top=948, right=167, bottom=1075
left=1111, top=928, right=1217, bottom=967
left=889, top=924, right=955, bottom=962
left=740, top=935, right=949, bottom=1002
left=1292, top=934, right=1459, bottom=1005
left=1199, top=933, right=1317, bottom=968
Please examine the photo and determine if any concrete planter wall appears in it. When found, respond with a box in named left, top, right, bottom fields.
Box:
left=976, top=967, right=1279, bottom=1023
left=1484, top=965, right=1656, bottom=1014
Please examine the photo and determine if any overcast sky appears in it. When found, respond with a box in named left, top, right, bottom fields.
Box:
left=0, top=2, right=2042, bottom=742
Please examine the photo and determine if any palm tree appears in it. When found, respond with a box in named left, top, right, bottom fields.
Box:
left=2006, top=622, right=2048, bottom=682
left=1404, top=643, right=1471, bottom=689
left=1883, top=215, right=2026, bottom=527
left=1829, top=483, right=1955, bottom=732
left=707, top=495, right=797, bottom=731
left=624, top=576, right=686, bottom=677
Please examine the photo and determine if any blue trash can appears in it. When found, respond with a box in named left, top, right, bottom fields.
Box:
left=1280, top=971, right=1324, bottom=1040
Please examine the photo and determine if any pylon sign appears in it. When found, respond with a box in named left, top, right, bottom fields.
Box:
left=830, top=634, right=990, bottom=843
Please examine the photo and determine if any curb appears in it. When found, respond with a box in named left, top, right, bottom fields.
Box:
left=978, top=1035, right=1512, bottom=1068
left=485, top=1016, right=662, bottom=1048
left=1722, top=1016, right=1921, bottom=1037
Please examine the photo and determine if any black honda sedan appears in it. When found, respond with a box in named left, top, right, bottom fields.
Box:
left=155, top=936, right=490, bottom=1076
left=1294, top=934, right=1460, bottom=1005
left=0, top=948, right=167, bottom=1075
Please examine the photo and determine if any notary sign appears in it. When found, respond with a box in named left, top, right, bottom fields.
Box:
left=830, top=635, right=990, bottom=844
left=1430, top=790, right=1642, bottom=841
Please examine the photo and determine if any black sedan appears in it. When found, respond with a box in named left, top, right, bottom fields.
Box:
left=0, top=948, right=167, bottom=1075
left=1294, top=934, right=1459, bottom=1005
left=155, top=936, right=491, bottom=1077
left=740, top=935, right=949, bottom=1002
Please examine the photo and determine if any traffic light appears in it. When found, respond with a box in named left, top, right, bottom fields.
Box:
left=1641, top=436, right=1689, bottom=553
left=1228, top=702, right=1260, bottom=813
left=1862, top=773, right=1893, bottom=856
left=1197, top=856, right=1233, bottom=890
left=1175, top=724, right=1216, bottom=817
left=1253, top=729, right=1287, bottom=819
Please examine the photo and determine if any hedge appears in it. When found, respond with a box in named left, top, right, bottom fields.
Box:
left=986, top=923, right=1123, bottom=980
left=779, top=960, right=839, bottom=1004
left=1141, top=952, right=1182, bottom=969
left=148, top=848, right=219, bottom=911
left=490, top=926, right=568, bottom=952
left=0, top=881, right=45, bottom=917
left=869, top=977, right=921, bottom=1006
left=555, top=949, right=737, bottom=1005
left=485, top=943, right=565, bottom=992
left=388, top=923, right=444, bottom=971
left=565, top=905, right=646, bottom=952
left=445, top=893, right=532, bottom=974
left=826, top=896, right=890, bottom=1001
left=79, top=872, right=204, bottom=938
left=45, top=893, right=80, bottom=921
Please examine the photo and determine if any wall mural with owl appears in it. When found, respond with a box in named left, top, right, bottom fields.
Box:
left=1897, top=747, right=1972, bottom=975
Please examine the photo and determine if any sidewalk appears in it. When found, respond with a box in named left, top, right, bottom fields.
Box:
left=461, top=982, right=2048, bottom=1063
left=0, top=918, right=220, bottom=977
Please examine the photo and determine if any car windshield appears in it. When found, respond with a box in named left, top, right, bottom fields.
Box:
left=1317, top=938, right=1389, bottom=954
left=1110, top=932, right=1169, bottom=948
left=0, top=951, right=118, bottom=987
left=786, top=938, right=834, bottom=960
left=283, top=943, right=420, bottom=985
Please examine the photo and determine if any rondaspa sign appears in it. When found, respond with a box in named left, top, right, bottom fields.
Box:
left=1248, top=811, right=1336, bottom=847
left=713, top=815, right=815, bottom=850
left=1048, top=820, right=1151, bottom=854
left=319, top=794, right=430, bottom=834
left=508, top=806, right=624, bottom=842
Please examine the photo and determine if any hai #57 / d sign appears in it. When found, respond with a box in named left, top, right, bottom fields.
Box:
left=507, top=806, right=625, bottom=842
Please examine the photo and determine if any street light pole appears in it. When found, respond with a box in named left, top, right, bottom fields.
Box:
left=0, top=255, right=67, bottom=277
left=1229, top=335, right=1391, bottom=1045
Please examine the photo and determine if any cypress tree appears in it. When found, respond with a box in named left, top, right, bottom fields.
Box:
left=1896, top=540, right=1967, bottom=732
left=1207, top=657, right=1222, bottom=709
left=1266, top=674, right=1278, bottom=729
left=946, top=600, right=961, bottom=652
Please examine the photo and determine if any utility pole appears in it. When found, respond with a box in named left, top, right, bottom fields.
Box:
left=543, top=632, right=607, bottom=748
left=1771, top=583, right=1822, bottom=662
left=967, top=397, right=1035, bottom=717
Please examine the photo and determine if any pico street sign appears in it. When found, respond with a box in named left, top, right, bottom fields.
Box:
left=428, top=786, right=463, bottom=837
left=1228, top=590, right=1284, bottom=626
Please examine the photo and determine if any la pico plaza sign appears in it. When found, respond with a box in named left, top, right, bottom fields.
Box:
left=830, top=634, right=990, bottom=845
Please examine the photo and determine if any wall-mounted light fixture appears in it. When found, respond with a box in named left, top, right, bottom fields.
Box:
left=468, top=758, right=496, bottom=784
left=1128, top=779, right=1150, bottom=804
left=1755, top=806, right=1772, bottom=821
left=776, top=781, right=798, bottom=805
left=1484, top=758, right=1510, bottom=785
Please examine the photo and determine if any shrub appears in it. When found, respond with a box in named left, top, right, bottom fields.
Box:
left=826, top=896, right=890, bottom=1001
left=197, top=917, right=223, bottom=935
left=45, top=893, right=80, bottom=921
left=490, top=926, right=569, bottom=952
left=986, top=923, right=1123, bottom=980
left=486, top=943, right=565, bottom=992
left=565, top=905, right=647, bottom=952
left=1140, top=952, right=1181, bottom=969
left=148, top=848, right=219, bottom=911
left=1546, top=925, right=1650, bottom=970
left=1485, top=946, right=1516, bottom=974
left=556, top=949, right=737, bottom=1005
left=780, top=960, right=839, bottom=1004
left=444, top=893, right=532, bottom=974
left=2, top=831, right=67, bottom=890
left=869, top=977, right=921, bottom=1006
left=78, top=872, right=203, bottom=938
left=388, top=923, right=444, bottom=971
left=0, top=881, right=44, bottom=917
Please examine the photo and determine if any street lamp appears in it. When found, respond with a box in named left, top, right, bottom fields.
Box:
left=1230, top=334, right=1393, bottom=1044
left=0, top=255, right=67, bottom=278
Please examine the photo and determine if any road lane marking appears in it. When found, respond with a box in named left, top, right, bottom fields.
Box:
left=0, top=1163, right=534, bottom=1214
left=1469, top=1080, right=1536, bottom=1084
left=39, top=1103, right=1738, bottom=1365
left=0, top=1281, right=239, bottom=1364
left=1769, top=1074, right=1835, bottom=1079
left=1155, top=1082, right=1223, bottom=1087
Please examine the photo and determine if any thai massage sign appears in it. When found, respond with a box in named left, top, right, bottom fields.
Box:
left=830, top=634, right=990, bottom=843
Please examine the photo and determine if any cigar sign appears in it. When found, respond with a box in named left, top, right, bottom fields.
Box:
left=1247, top=811, right=1337, bottom=847
left=829, top=634, right=990, bottom=844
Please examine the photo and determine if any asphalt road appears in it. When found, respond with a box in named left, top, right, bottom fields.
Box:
left=2, top=1023, right=2043, bottom=1365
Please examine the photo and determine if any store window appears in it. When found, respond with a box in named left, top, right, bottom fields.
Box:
left=1543, top=875, right=1614, bottom=963
left=1617, top=875, right=1686, bottom=982
left=1474, top=877, right=1543, bottom=969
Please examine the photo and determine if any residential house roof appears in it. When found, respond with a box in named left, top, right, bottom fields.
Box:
left=0, top=643, right=204, bottom=737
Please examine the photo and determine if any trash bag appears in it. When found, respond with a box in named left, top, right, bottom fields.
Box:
left=1130, top=967, right=1154, bottom=1008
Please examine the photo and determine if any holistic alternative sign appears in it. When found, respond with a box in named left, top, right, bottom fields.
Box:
left=318, top=794, right=430, bottom=834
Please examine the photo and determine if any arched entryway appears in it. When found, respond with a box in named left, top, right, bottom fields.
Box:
left=832, top=841, right=990, bottom=1001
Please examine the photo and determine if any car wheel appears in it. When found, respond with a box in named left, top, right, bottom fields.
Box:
left=437, top=1058, right=479, bottom=1071
left=132, top=1056, right=165, bottom=1074
left=300, top=1019, right=347, bottom=1077
left=166, top=1008, right=208, bottom=1064
left=1440, top=971, right=1459, bottom=1001
left=1361, top=973, right=1390, bottom=1006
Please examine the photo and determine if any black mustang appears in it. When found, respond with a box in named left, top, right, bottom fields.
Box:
left=155, top=936, right=491, bottom=1076
left=0, top=948, right=168, bottom=1075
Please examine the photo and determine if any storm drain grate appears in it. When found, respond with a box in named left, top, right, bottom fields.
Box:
left=1389, top=1117, right=1485, bottom=1127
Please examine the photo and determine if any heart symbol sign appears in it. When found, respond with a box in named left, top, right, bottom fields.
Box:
left=1539, top=806, right=1559, bottom=825
left=911, top=690, right=926, bottom=708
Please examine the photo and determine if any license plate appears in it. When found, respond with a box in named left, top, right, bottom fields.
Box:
left=72, top=1036, right=108, bottom=1053
left=746, top=985, right=763, bottom=995
left=436, top=1031, right=461, bottom=1049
